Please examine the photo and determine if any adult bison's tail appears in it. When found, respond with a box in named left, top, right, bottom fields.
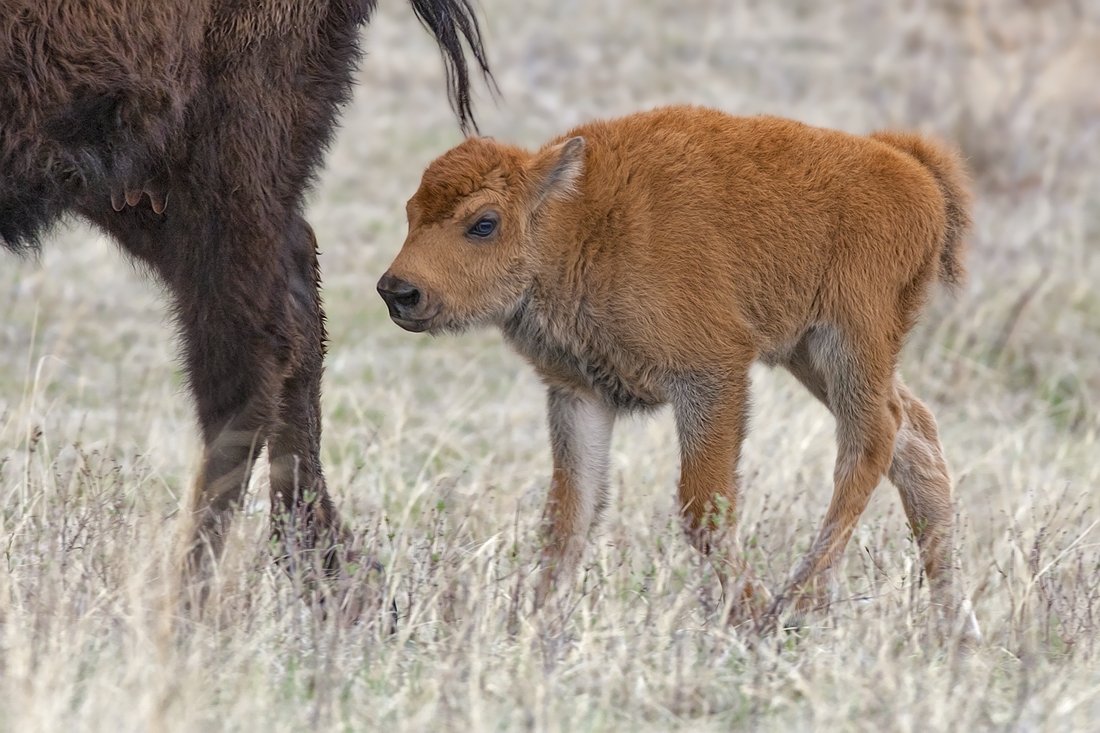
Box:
left=871, top=131, right=972, bottom=293
left=409, top=0, right=494, bottom=134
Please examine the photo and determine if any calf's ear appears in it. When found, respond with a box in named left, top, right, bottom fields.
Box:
left=526, top=136, right=586, bottom=210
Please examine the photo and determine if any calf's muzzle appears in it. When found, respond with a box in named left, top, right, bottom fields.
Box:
left=377, top=272, right=430, bottom=331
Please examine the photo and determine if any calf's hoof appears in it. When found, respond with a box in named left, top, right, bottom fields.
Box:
left=722, top=573, right=772, bottom=630
left=755, top=577, right=834, bottom=637
left=938, top=597, right=981, bottom=652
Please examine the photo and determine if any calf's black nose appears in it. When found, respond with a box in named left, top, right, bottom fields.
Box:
left=377, top=273, right=421, bottom=318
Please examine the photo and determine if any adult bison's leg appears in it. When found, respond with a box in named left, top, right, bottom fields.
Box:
left=168, top=222, right=291, bottom=590
left=265, top=216, right=379, bottom=619
left=266, top=216, right=336, bottom=562
left=86, top=195, right=298, bottom=598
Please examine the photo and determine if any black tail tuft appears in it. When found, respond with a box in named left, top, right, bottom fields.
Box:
left=409, top=0, right=495, bottom=135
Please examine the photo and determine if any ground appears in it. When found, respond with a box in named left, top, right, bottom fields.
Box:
left=2, top=0, right=1099, bottom=730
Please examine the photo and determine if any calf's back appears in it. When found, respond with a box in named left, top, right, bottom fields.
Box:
left=383, top=105, right=969, bottom=408
left=519, top=109, right=963, bottom=403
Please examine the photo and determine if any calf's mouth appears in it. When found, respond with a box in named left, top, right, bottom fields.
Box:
left=390, top=314, right=432, bottom=333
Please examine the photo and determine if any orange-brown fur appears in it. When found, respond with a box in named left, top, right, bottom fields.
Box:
left=378, top=105, right=978, bottom=637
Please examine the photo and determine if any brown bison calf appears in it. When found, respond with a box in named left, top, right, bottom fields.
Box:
left=378, top=105, right=980, bottom=639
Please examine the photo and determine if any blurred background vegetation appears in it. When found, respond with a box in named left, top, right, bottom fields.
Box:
left=1, top=1, right=1098, bottom=730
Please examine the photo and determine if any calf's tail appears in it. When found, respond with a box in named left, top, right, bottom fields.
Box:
left=871, top=131, right=972, bottom=293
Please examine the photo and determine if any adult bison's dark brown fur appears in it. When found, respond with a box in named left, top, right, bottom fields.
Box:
left=0, top=0, right=490, bottom=613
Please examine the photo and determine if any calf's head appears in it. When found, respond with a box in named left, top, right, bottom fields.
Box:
left=378, top=135, right=585, bottom=333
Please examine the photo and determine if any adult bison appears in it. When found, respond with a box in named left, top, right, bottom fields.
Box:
left=0, top=0, right=490, bottom=610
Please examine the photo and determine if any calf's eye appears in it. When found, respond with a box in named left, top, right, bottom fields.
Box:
left=468, top=216, right=497, bottom=239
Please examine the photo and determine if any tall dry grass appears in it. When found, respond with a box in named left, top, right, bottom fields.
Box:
left=2, top=0, right=1099, bottom=729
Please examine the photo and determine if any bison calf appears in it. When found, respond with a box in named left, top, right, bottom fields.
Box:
left=379, top=105, right=980, bottom=639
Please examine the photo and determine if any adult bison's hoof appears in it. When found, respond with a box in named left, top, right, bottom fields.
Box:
left=272, top=528, right=391, bottom=629
left=313, top=539, right=393, bottom=630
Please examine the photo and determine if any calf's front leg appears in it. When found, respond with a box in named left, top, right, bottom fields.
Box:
left=670, top=369, right=765, bottom=621
left=534, top=387, right=616, bottom=609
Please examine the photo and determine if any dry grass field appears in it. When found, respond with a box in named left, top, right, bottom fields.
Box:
left=2, top=0, right=1099, bottom=730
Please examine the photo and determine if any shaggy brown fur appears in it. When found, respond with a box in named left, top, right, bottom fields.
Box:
left=379, top=105, right=980, bottom=639
left=1, top=0, right=491, bottom=614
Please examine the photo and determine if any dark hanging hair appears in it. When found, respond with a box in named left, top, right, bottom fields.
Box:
left=409, top=0, right=496, bottom=134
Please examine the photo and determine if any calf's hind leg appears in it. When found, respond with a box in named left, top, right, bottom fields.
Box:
left=889, top=379, right=980, bottom=642
left=777, top=327, right=902, bottom=619
left=888, top=381, right=954, bottom=595
left=785, top=334, right=978, bottom=640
